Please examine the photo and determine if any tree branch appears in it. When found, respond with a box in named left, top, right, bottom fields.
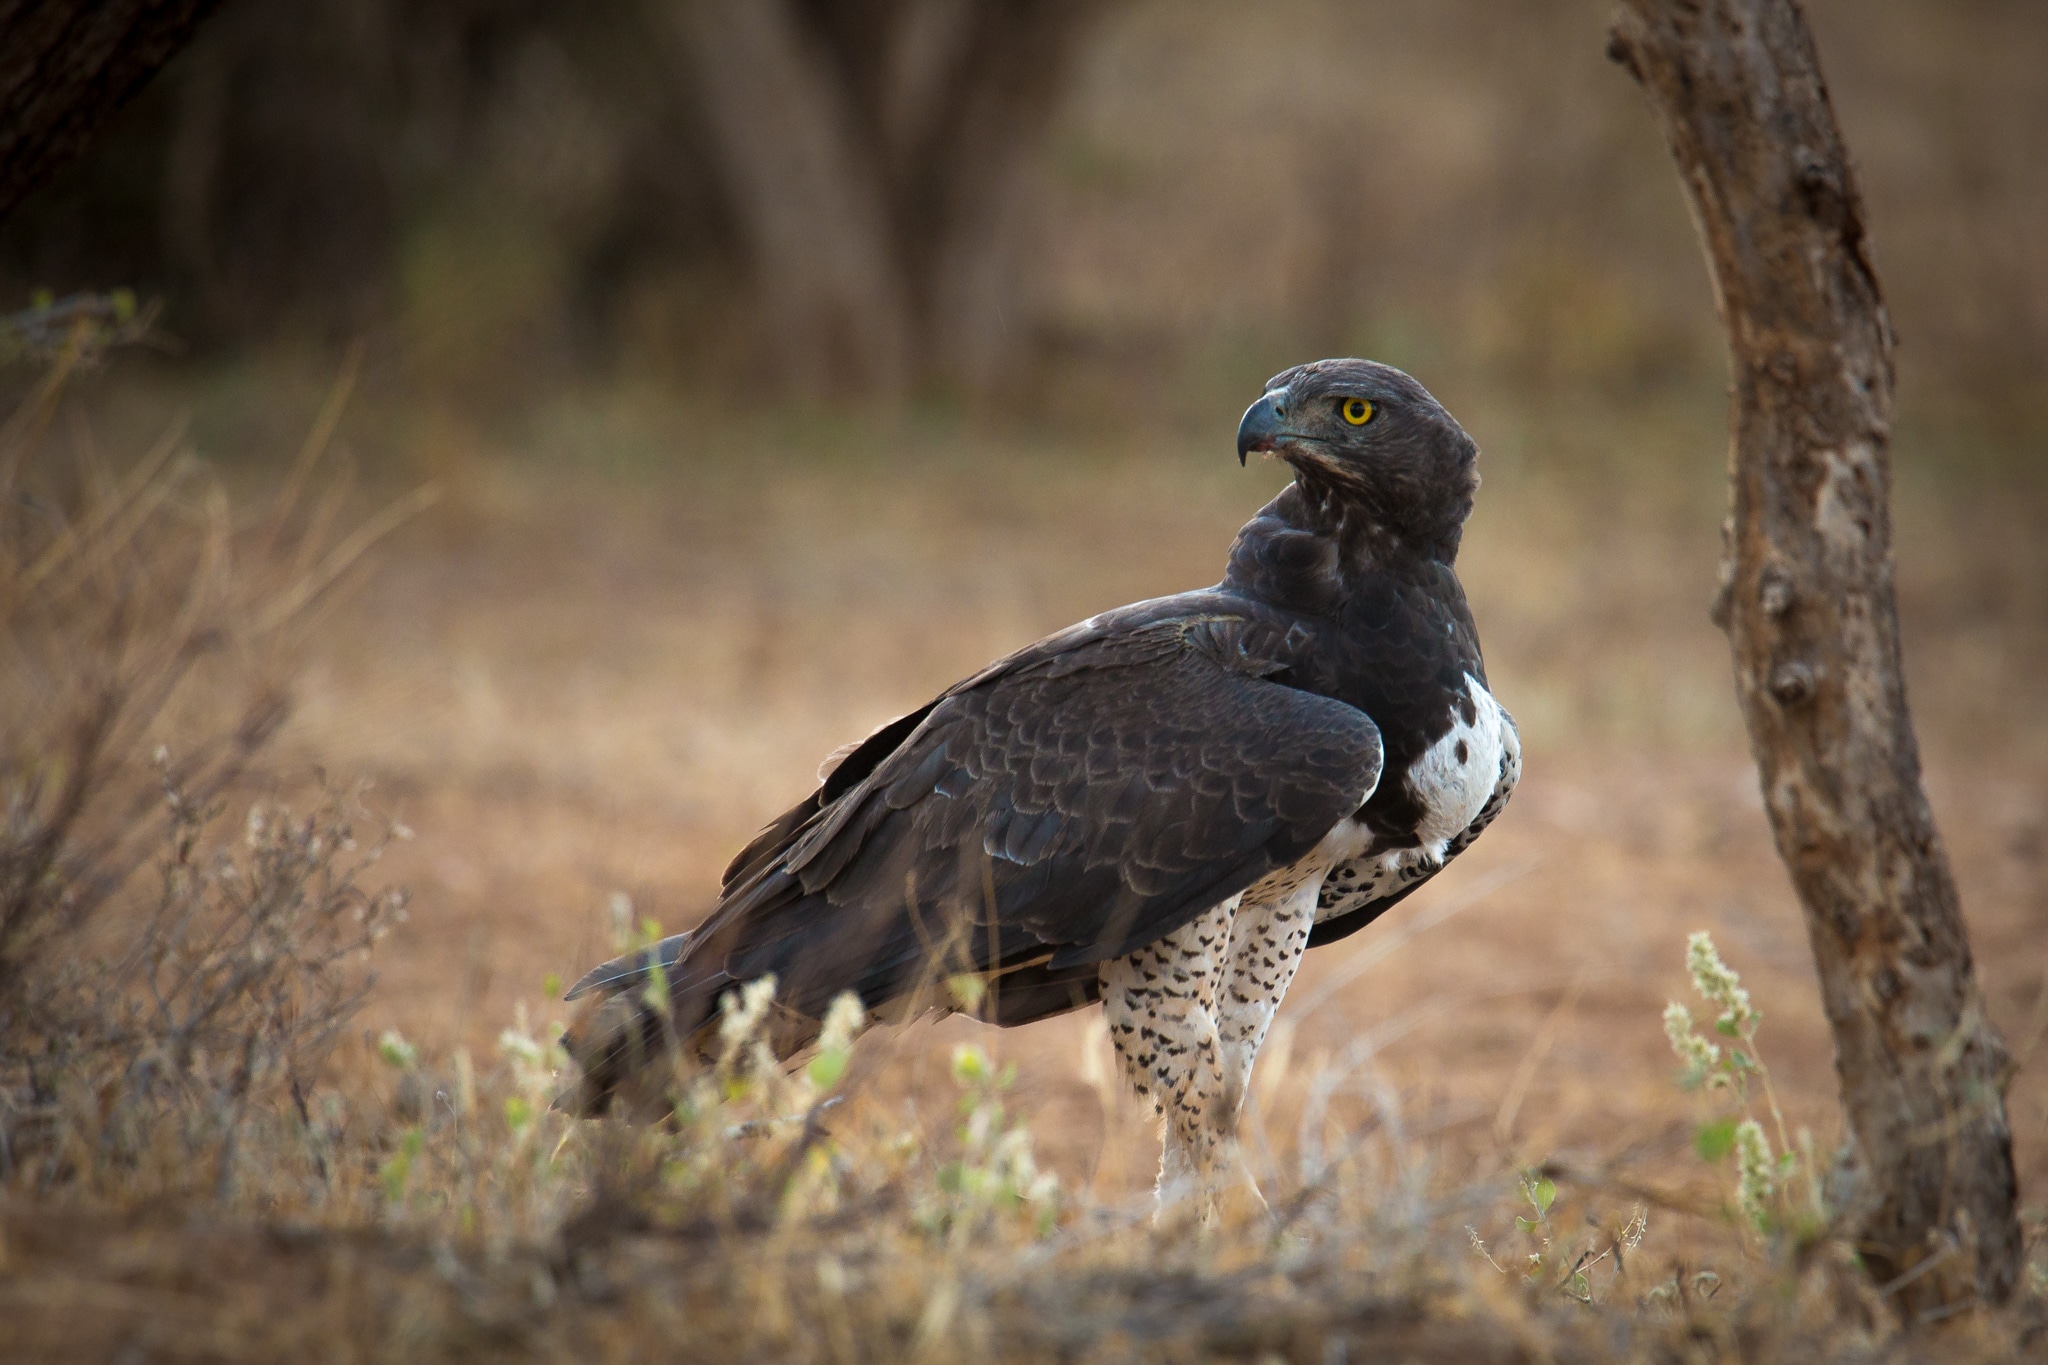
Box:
left=0, top=0, right=228, bottom=223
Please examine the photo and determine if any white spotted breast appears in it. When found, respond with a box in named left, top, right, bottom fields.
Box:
left=1314, top=673, right=1515, bottom=925
left=1406, top=672, right=1508, bottom=859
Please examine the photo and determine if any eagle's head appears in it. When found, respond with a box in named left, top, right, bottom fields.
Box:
left=1236, top=358, right=1480, bottom=560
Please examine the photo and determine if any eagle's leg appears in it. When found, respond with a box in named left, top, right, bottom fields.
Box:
left=1099, top=898, right=1237, bottom=1214
left=1216, top=875, right=1323, bottom=1120
left=1212, top=873, right=1324, bottom=1205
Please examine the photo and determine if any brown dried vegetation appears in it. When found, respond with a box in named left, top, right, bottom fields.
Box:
left=0, top=328, right=405, bottom=1204
left=0, top=320, right=2044, bottom=1361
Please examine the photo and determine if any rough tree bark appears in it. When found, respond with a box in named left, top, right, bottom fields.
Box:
left=667, top=0, right=1117, bottom=398
left=1608, top=0, right=2021, bottom=1315
left=0, top=0, right=228, bottom=223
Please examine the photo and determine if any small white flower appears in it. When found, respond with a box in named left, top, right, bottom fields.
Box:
left=1662, top=1000, right=1720, bottom=1078
left=1686, top=931, right=1757, bottom=1035
left=818, top=991, right=867, bottom=1055
left=377, top=1029, right=418, bottom=1071
left=719, top=973, right=778, bottom=1048
left=1735, top=1119, right=1774, bottom=1228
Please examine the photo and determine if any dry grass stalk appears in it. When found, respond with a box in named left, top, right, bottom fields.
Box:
left=0, top=313, right=414, bottom=1199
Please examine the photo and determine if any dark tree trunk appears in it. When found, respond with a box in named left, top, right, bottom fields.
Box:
left=666, top=0, right=1116, bottom=398
left=1609, top=0, right=2021, bottom=1316
left=672, top=0, right=911, bottom=398
left=0, top=0, right=229, bottom=224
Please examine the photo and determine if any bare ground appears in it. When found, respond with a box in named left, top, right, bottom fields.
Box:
left=290, top=416, right=2048, bottom=1210
left=6, top=398, right=2043, bottom=1362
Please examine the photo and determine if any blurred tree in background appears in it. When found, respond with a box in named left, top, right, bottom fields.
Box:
left=2, top=0, right=2043, bottom=434
left=2, top=0, right=733, bottom=389
left=678, top=0, right=1119, bottom=397
left=0, top=0, right=1121, bottom=401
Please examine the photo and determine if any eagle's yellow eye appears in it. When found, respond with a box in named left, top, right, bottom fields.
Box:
left=1341, top=397, right=1374, bottom=426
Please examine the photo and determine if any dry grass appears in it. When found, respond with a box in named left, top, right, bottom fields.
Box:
left=3, top=1, right=2042, bottom=1356
left=2, top=345, right=2046, bottom=1361
left=0, top=324, right=423, bottom=1206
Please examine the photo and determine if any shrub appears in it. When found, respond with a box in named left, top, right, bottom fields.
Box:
left=0, top=314, right=408, bottom=1199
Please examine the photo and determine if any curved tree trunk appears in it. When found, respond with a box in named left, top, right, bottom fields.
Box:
left=1609, top=0, right=2021, bottom=1316
left=673, top=0, right=913, bottom=399
left=0, top=0, right=228, bottom=223
left=665, top=0, right=1116, bottom=399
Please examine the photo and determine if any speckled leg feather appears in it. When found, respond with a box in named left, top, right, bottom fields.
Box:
left=1100, top=859, right=1333, bottom=1215
left=1099, top=898, right=1235, bottom=1201
left=1215, top=876, right=1321, bottom=1124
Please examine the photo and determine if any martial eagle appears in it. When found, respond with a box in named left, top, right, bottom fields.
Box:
left=562, top=358, right=1519, bottom=1202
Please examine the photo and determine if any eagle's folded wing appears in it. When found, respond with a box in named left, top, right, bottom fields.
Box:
left=572, top=609, right=1383, bottom=1032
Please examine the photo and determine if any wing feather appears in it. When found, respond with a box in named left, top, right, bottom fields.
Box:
left=569, top=600, right=1382, bottom=1037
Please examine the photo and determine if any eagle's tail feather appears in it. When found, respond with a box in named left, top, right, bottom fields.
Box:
left=555, top=931, right=732, bottom=1117
left=561, top=931, right=696, bottom=1002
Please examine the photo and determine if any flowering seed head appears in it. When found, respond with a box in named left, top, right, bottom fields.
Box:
left=377, top=1029, right=418, bottom=1071
left=720, top=973, right=778, bottom=1048
left=1735, top=1118, right=1774, bottom=1229
left=499, top=1027, right=545, bottom=1068
left=1663, top=1000, right=1720, bottom=1078
left=818, top=991, right=867, bottom=1055
left=1686, top=931, right=1758, bottom=1034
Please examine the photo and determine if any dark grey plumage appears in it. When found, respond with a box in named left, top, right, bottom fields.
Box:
left=563, top=359, right=1518, bottom=1179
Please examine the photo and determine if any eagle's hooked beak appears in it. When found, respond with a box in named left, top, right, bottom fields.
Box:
left=1236, top=390, right=1290, bottom=466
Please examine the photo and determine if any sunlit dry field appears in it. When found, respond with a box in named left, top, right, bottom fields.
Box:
left=6, top=0, right=2048, bottom=1353
left=271, top=386, right=2048, bottom=1214
left=5, top=361, right=2046, bottom=1360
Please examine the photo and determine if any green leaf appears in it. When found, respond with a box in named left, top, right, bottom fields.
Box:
left=1516, top=1215, right=1540, bottom=1234
left=542, top=972, right=563, bottom=999
left=807, top=1047, right=849, bottom=1089
left=504, top=1094, right=534, bottom=1132
left=1534, top=1177, right=1556, bottom=1214
left=642, top=961, right=670, bottom=1016
left=376, top=1029, right=417, bottom=1071
left=951, top=1044, right=991, bottom=1086
left=1695, top=1118, right=1739, bottom=1161
left=946, top=974, right=987, bottom=1012
left=379, top=1127, right=423, bottom=1203
left=1715, top=1017, right=1740, bottom=1038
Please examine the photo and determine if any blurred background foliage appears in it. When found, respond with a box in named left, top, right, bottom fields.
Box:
left=3, top=10, right=2047, bottom=1347
left=2, top=0, right=2044, bottom=452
